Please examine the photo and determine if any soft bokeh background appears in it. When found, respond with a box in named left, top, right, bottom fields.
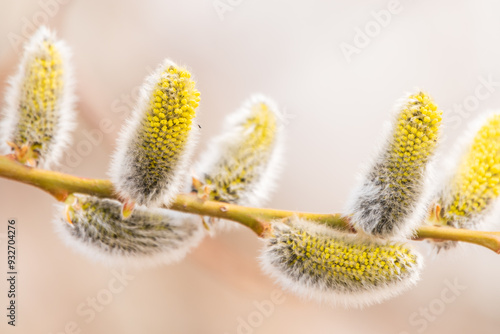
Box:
left=1, top=1, right=500, bottom=333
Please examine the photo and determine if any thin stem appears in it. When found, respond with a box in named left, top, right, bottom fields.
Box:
left=415, top=225, right=500, bottom=254
left=170, top=194, right=270, bottom=237
left=1, top=155, right=500, bottom=252
left=0, top=155, right=114, bottom=201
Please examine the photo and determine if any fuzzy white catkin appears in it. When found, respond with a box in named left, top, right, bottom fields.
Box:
left=194, top=94, right=284, bottom=207
left=346, top=91, right=442, bottom=238
left=260, top=218, right=423, bottom=308
left=54, top=194, right=204, bottom=267
left=0, top=26, right=75, bottom=169
left=430, top=110, right=500, bottom=250
left=110, top=59, right=201, bottom=207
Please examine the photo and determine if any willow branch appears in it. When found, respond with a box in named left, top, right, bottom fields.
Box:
left=0, top=155, right=114, bottom=201
left=1, top=155, right=500, bottom=253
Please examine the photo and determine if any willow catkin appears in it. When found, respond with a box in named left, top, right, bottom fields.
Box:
left=347, top=91, right=442, bottom=238
left=110, top=59, right=200, bottom=207
left=0, top=26, right=75, bottom=169
left=194, top=95, right=283, bottom=207
left=430, top=111, right=500, bottom=249
left=54, top=194, right=204, bottom=267
left=260, top=218, right=423, bottom=308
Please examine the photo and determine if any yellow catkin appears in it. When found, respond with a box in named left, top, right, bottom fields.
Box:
left=141, top=66, right=198, bottom=171
left=111, top=60, right=201, bottom=206
left=438, top=112, right=500, bottom=229
left=348, top=91, right=442, bottom=238
left=198, top=96, right=280, bottom=205
left=387, top=92, right=441, bottom=187
left=14, top=41, right=63, bottom=151
left=1, top=26, right=74, bottom=168
left=261, top=218, right=422, bottom=308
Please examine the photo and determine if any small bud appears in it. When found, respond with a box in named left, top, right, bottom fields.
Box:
left=431, top=111, right=500, bottom=249
left=260, top=218, right=423, bottom=308
left=54, top=194, right=204, bottom=267
left=0, top=26, right=75, bottom=169
left=347, top=91, right=442, bottom=238
left=110, top=59, right=200, bottom=207
left=194, top=95, right=284, bottom=206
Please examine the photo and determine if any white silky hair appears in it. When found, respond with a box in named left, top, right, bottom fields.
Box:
left=345, top=91, right=440, bottom=239
left=260, top=218, right=423, bottom=309
left=53, top=195, right=205, bottom=268
left=109, top=58, right=200, bottom=207
left=0, top=25, right=76, bottom=170
left=194, top=94, right=285, bottom=230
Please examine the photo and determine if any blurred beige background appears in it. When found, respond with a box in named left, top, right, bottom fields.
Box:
left=1, top=0, right=500, bottom=333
